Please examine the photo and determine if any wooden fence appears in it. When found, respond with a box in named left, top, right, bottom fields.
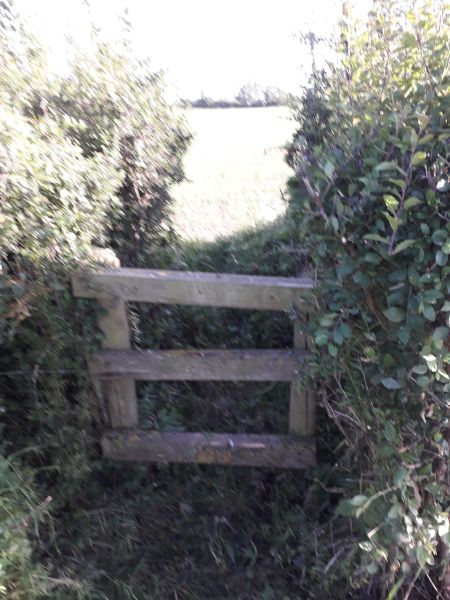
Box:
left=72, top=261, right=316, bottom=469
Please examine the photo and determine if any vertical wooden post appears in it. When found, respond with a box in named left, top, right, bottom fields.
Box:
left=91, top=249, right=138, bottom=429
left=289, top=316, right=315, bottom=436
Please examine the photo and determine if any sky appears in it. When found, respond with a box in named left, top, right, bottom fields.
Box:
left=14, top=0, right=346, bottom=100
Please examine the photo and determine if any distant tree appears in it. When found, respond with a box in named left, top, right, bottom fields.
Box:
left=235, top=83, right=265, bottom=107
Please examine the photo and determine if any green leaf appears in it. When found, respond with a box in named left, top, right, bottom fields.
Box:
left=416, top=543, right=433, bottom=566
left=404, top=197, right=422, bottom=209
left=386, top=576, right=406, bottom=600
left=319, top=313, right=337, bottom=327
left=393, top=467, right=408, bottom=486
left=336, top=499, right=355, bottom=517
left=392, top=239, right=416, bottom=255
left=436, top=250, right=448, bottom=266
left=349, top=494, right=368, bottom=507
left=381, top=378, right=401, bottom=390
left=411, top=151, right=426, bottom=166
left=418, top=133, right=433, bottom=144
left=384, top=194, right=399, bottom=212
left=330, top=215, right=339, bottom=232
left=384, top=420, right=396, bottom=441
left=383, top=307, right=405, bottom=323
left=432, top=229, right=447, bottom=245
left=340, top=322, right=352, bottom=339
left=314, top=332, right=328, bottom=346
left=423, top=306, right=436, bottom=321
left=328, top=343, right=338, bottom=358
left=387, top=503, right=402, bottom=519
left=432, top=326, right=449, bottom=344
left=364, top=233, right=388, bottom=243
left=383, top=212, right=400, bottom=233
left=375, top=161, right=403, bottom=172
left=324, top=160, right=335, bottom=178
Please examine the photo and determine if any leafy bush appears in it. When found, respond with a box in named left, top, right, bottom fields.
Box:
left=53, top=42, right=190, bottom=267
left=288, top=1, right=450, bottom=596
left=0, top=3, right=189, bottom=596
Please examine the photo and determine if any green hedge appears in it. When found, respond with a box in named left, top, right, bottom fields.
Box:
left=0, top=4, right=189, bottom=596
left=287, top=1, right=450, bottom=596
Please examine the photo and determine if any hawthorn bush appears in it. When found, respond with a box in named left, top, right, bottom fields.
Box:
left=288, top=1, right=450, bottom=596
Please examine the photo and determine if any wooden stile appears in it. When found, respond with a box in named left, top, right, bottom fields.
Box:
left=73, top=257, right=316, bottom=469
left=101, top=430, right=316, bottom=469
left=72, top=268, right=313, bottom=311
left=289, top=319, right=315, bottom=436
left=95, top=296, right=138, bottom=428
left=89, top=348, right=308, bottom=381
left=86, top=252, right=138, bottom=429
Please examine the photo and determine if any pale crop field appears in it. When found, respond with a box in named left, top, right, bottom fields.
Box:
left=171, top=106, right=296, bottom=241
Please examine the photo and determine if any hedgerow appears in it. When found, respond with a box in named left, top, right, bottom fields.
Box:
left=0, top=2, right=189, bottom=596
left=288, top=0, right=450, bottom=596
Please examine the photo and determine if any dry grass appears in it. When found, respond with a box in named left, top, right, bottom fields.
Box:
left=172, top=106, right=295, bottom=241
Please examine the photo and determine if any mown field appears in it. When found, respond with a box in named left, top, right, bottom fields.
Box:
left=172, top=107, right=295, bottom=241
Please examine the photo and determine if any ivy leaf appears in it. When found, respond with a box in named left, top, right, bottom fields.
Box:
left=383, top=307, right=405, bottom=323
left=381, top=378, right=401, bottom=390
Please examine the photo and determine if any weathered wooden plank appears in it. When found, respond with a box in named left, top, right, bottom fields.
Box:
left=86, top=251, right=139, bottom=429
left=72, top=268, right=314, bottom=311
left=101, top=430, right=316, bottom=469
left=97, top=296, right=139, bottom=429
left=289, top=320, right=315, bottom=435
left=89, top=349, right=308, bottom=381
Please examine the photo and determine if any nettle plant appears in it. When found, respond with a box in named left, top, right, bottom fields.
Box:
left=289, top=0, right=450, bottom=594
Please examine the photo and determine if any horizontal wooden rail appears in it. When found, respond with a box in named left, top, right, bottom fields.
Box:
left=101, top=430, right=316, bottom=469
left=73, top=268, right=314, bottom=311
left=89, top=349, right=307, bottom=381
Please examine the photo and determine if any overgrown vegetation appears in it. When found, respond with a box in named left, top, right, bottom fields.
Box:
left=0, top=1, right=189, bottom=596
left=1, top=0, right=450, bottom=598
left=287, top=0, right=450, bottom=596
